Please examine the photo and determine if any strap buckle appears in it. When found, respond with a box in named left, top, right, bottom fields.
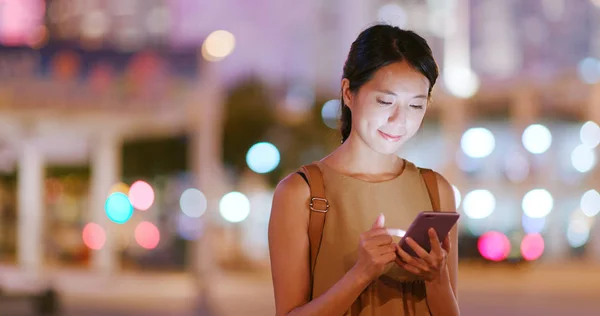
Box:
left=309, top=197, right=329, bottom=213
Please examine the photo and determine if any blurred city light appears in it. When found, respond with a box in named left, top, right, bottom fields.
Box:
left=521, top=233, right=544, bottom=261
left=522, top=124, right=552, bottom=154
left=219, top=191, right=251, bottom=223
left=522, top=189, right=553, bottom=218
left=135, top=221, right=160, bottom=250
left=580, top=189, right=600, bottom=217
left=461, top=127, right=495, bottom=158
left=105, top=192, right=134, bottom=224
left=478, top=231, right=511, bottom=262
left=128, top=180, right=155, bottom=211
left=82, top=222, right=106, bottom=250
left=321, top=99, right=341, bottom=129
left=580, top=121, right=600, bottom=148
left=246, top=142, right=280, bottom=174
left=179, top=188, right=208, bottom=218
left=443, top=66, right=480, bottom=99
left=577, top=57, right=600, bottom=84
left=571, top=144, right=596, bottom=173
left=566, top=217, right=590, bottom=248
left=522, top=213, right=546, bottom=234
left=202, top=30, right=236, bottom=62
left=463, top=189, right=495, bottom=219
left=452, top=185, right=462, bottom=209
left=378, top=3, right=408, bottom=28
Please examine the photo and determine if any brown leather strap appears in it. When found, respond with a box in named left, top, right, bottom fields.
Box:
left=420, top=168, right=441, bottom=212
left=299, top=164, right=329, bottom=288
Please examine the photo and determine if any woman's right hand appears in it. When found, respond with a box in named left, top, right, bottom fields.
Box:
left=353, top=213, right=397, bottom=282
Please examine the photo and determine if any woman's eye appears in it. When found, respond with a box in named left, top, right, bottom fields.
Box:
left=377, top=100, right=393, bottom=106
left=410, top=104, right=424, bottom=109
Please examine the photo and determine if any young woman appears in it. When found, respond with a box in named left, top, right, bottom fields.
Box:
left=269, top=24, right=460, bottom=316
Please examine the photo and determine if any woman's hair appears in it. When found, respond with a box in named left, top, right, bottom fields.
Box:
left=340, top=24, right=439, bottom=143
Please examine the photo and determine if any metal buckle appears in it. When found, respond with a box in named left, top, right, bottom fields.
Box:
left=309, top=197, right=329, bottom=213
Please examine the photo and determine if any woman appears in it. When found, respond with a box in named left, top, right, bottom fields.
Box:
left=269, top=24, right=459, bottom=316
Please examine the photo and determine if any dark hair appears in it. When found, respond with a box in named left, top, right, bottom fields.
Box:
left=340, top=24, right=439, bottom=143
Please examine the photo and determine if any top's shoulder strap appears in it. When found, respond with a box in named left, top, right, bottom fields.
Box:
left=419, top=168, right=441, bottom=212
left=298, top=163, right=329, bottom=282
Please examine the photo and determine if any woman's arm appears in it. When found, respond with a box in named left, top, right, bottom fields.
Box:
left=268, top=173, right=393, bottom=316
left=424, top=173, right=460, bottom=315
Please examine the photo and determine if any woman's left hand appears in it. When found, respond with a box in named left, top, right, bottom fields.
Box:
left=395, top=228, right=450, bottom=282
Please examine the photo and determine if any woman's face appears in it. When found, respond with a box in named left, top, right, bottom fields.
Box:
left=342, top=61, right=430, bottom=155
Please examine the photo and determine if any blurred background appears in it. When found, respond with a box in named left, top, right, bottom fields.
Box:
left=0, top=0, right=599, bottom=315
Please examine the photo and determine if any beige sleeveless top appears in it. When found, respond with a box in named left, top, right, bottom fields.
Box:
left=311, top=160, right=433, bottom=316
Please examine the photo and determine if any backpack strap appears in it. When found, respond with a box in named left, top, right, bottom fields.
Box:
left=298, top=163, right=329, bottom=288
left=419, top=168, right=441, bottom=212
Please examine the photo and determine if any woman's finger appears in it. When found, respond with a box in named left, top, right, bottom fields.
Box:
left=429, top=228, right=443, bottom=256
left=405, top=237, right=435, bottom=266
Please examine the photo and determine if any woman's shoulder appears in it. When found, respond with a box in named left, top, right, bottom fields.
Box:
left=273, top=171, right=311, bottom=203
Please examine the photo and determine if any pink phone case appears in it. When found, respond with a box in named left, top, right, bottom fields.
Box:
left=399, top=211, right=460, bottom=257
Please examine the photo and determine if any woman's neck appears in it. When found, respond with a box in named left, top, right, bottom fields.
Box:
left=323, top=135, right=404, bottom=177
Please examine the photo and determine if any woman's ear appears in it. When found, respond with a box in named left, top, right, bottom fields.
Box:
left=341, top=78, right=353, bottom=110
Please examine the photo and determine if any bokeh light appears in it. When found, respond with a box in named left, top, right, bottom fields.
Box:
left=321, top=99, right=341, bottom=129
left=520, top=233, right=544, bottom=261
left=378, top=3, right=408, bottom=28
left=461, top=127, right=495, bottom=158
left=566, top=218, right=590, bottom=248
left=478, top=231, right=511, bottom=262
left=571, top=144, right=596, bottom=173
left=580, top=189, right=600, bottom=217
left=82, top=223, right=106, bottom=250
left=109, top=182, right=130, bottom=195
left=452, top=185, right=462, bottom=209
left=134, top=221, right=160, bottom=250
left=580, top=121, right=600, bottom=148
left=522, top=213, right=546, bottom=234
left=463, top=189, right=496, bottom=219
left=219, top=191, right=251, bottom=223
left=522, top=189, right=553, bottom=218
left=577, top=57, right=600, bottom=84
left=246, top=142, right=280, bottom=174
left=179, top=188, right=208, bottom=218
left=522, top=124, right=552, bottom=154
left=443, top=66, right=480, bottom=99
left=128, top=180, right=155, bottom=211
left=105, top=192, right=134, bottom=224
left=202, top=30, right=235, bottom=62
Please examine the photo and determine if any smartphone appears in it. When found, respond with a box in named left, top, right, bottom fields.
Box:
left=399, top=211, right=460, bottom=257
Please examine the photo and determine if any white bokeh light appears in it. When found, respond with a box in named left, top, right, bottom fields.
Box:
left=580, top=189, right=600, bottom=217
left=179, top=188, right=207, bottom=218
left=522, top=189, right=554, bottom=218
left=571, top=144, right=596, bottom=173
left=202, top=30, right=235, bottom=62
left=463, top=189, right=495, bottom=219
left=577, top=57, right=600, bottom=84
left=580, top=121, right=600, bottom=148
left=452, top=185, right=462, bottom=209
left=566, top=218, right=590, bottom=248
left=522, top=214, right=546, bottom=234
left=246, top=142, right=280, bottom=174
left=461, top=127, right=495, bottom=158
left=321, top=99, right=341, bottom=129
left=443, top=66, right=480, bottom=99
left=219, top=192, right=251, bottom=223
left=378, top=3, right=408, bottom=28
left=522, top=124, right=552, bottom=154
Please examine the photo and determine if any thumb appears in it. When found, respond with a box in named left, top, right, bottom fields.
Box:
left=372, top=213, right=385, bottom=229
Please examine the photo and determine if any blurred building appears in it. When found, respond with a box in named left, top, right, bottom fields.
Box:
left=0, top=0, right=598, bottom=282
